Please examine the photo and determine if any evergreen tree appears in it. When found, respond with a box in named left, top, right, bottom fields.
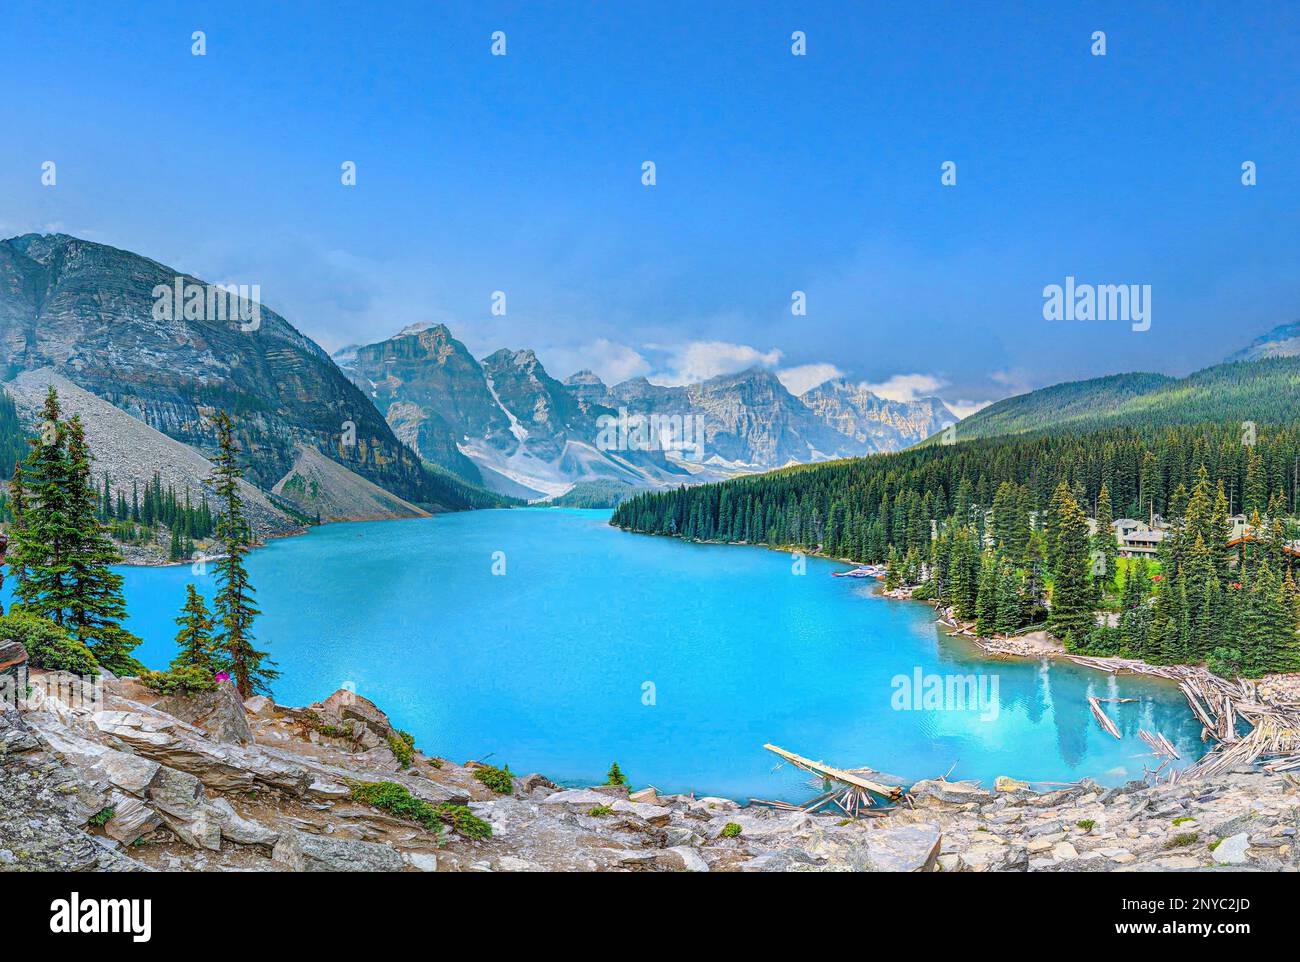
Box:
left=974, top=551, right=999, bottom=636
left=1093, top=483, right=1117, bottom=589
left=63, top=416, right=142, bottom=674
left=171, top=584, right=219, bottom=674
left=994, top=561, right=1022, bottom=635
left=11, top=388, right=76, bottom=622
left=1049, top=483, right=1095, bottom=644
left=210, top=412, right=277, bottom=698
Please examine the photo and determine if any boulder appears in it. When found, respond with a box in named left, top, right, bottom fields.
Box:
left=1052, top=841, right=1080, bottom=860
left=909, top=779, right=996, bottom=806
left=1212, top=832, right=1250, bottom=865
left=737, top=849, right=820, bottom=872
left=610, top=800, right=673, bottom=826
left=243, top=695, right=275, bottom=719
left=518, top=772, right=558, bottom=794
left=667, top=845, right=709, bottom=872
left=24, top=714, right=163, bottom=796
left=146, top=765, right=206, bottom=818
left=318, top=689, right=394, bottom=739
left=539, top=789, right=613, bottom=808
left=155, top=681, right=254, bottom=745
left=101, top=792, right=162, bottom=844
left=995, top=775, right=1031, bottom=793
left=628, top=786, right=660, bottom=804
left=848, top=824, right=943, bottom=872
left=402, top=851, right=438, bottom=872
left=162, top=805, right=223, bottom=851
left=208, top=797, right=280, bottom=847
left=272, top=830, right=405, bottom=872
left=0, top=640, right=28, bottom=675
left=91, top=708, right=312, bottom=795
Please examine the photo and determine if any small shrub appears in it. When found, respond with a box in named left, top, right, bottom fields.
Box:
left=473, top=763, right=514, bottom=794
left=1208, top=838, right=1223, bottom=851
left=426, top=757, right=444, bottom=770
left=720, top=822, right=742, bottom=838
left=588, top=804, right=614, bottom=817
left=434, top=803, right=492, bottom=841
left=1166, top=832, right=1199, bottom=849
left=1172, top=816, right=1195, bottom=826
left=0, top=610, right=99, bottom=675
left=140, top=664, right=218, bottom=695
left=1207, top=646, right=1244, bottom=679
left=88, top=806, right=115, bottom=827
left=318, top=722, right=354, bottom=738
left=349, top=780, right=491, bottom=840
left=387, top=730, right=415, bottom=768
left=1076, top=819, right=1095, bottom=831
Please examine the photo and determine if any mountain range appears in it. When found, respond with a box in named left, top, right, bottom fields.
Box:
left=0, top=233, right=958, bottom=520
left=334, top=323, right=958, bottom=499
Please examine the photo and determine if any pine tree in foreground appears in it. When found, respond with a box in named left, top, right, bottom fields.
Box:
left=172, top=584, right=219, bottom=674
left=63, top=416, right=142, bottom=674
left=7, top=390, right=140, bottom=674
left=210, top=412, right=277, bottom=698
left=12, top=388, right=75, bottom=623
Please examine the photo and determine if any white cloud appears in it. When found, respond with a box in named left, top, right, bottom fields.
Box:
left=777, top=363, right=844, bottom=396
left=862, top=373, right=948, bottom=403
left=540, top=338, right=651, bottom=386
left=947, top=399, right=993, bottom=419
left=648, top=341, right=783, bottom=386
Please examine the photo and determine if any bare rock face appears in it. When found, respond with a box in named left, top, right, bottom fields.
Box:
left=0, top=710, right=147, bottom=871
left=272, top=830, right=405, bottom=872
left=318, top=688, right=396, bottom=740
left=0, top=232, right=466, bottom=509
left=154, top=680, right=255, bottom=745
left=0, top=640, right=28, bottom=675
left=847, top=824, right=943, bottom=872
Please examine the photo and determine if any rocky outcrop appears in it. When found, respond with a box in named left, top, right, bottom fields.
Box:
left=7, top=667, right=1300, bottom=873
left=271, top=445, right=430, bottom=523
left=0, top=233, right=468, bottom=510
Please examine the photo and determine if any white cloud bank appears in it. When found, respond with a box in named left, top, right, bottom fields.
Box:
left=647, top=341, right=784, bottom=386
left=776, top=363, right=844, bottom=396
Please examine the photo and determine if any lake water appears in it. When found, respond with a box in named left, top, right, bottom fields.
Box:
left=111, top=508, right=1204, bottom=801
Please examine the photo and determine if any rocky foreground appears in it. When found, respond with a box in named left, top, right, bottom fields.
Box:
left=3, top=663, right=1299, bottom=872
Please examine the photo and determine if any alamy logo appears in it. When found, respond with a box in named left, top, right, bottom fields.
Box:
left=891, top=668, right=1000, bottom=721
left=1042, top=275, right=1150, bottom=332
left=595, top=408, right=706, bottom=462
left=50, top=893, right=151, bottom=942
left=152, top=277, right=262, bottom=331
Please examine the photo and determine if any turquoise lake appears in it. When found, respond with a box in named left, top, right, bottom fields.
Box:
left=112, top=508, right=1204, bottom=801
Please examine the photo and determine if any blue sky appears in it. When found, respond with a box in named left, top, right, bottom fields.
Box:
left=2, top=1, right=1297, bottom=413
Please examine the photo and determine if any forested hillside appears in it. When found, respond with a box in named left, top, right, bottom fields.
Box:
left=612, top=422, right=1300, bottom=561
left=949, top=358, right=1300, bottom=441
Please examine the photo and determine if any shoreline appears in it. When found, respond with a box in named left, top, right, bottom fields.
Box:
left=614, top=526, right=1300, bottom=787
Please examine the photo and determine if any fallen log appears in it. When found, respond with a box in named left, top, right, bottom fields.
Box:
left=1088, top=696, right=1122, bottom=739
left=763, top=744, right=904, bottom=801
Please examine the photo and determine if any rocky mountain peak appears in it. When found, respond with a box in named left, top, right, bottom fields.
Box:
left=1227, top=320, right=1300, bottom=363
left=0, top=232, right=447, bottom=506
left=565, top=369, right=605, bottom=387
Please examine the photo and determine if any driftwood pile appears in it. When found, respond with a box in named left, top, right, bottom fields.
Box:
left=754, top=744, right=903, bottom=818
left=1064, top=654, right=1300, bottom=782
left=939, top=609, right=1300, bottom=783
